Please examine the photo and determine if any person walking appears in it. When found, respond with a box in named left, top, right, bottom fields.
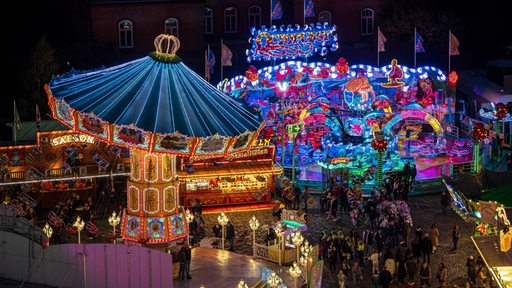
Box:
left=430, top=224, right=439, bottom=254
left=177, top=246, right=187, bottom=281
left=226, top=221, right=235, bottom=251
left=418, top=261, right=432, bottom=287
left=437, top=262, right=448, bottom=287
left=453, top=224, right=460, bottom=251
left=441, top=191, right=451, bottom=216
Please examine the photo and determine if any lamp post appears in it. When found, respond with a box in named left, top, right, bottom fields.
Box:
left=291, top=230, right=303, bottom=263
left=249, top=215, right=260, bottom=257
left=73, top=216, right=85, bottom=244
left=185, top=208, right=195, bottom=246
left=43, top=222, right=53, bottom=246
left=277, top=81, right=289, bottom=170
left=108, top=211, right=120, bottom=243
left=289, top=261, right=302, bottom=288
left=237, top=279, right=249, bottom=288
left=274, top=224, right=284, bottom=265
left=300, top=239, right=313, bottom=285
left=267, top=271, right=281, bottom=288
left=217, top=212, right=229, bottom=250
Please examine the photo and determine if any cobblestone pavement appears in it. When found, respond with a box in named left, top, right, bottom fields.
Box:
left=199, top=193, right=477, bottom=288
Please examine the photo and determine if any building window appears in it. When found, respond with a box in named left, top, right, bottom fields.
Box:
left=204, top=8, right=213, bottom=34
left=318, top=11, right=331, bottom=25
left=119, top=20, right=133, bottom=49
left=224, top=7, right=237, bottom=33
left=361, top=8, right=374, bottom=35
left=164, top=18, right=179, bottom=37
left=248, top=6, right=261, bottom=29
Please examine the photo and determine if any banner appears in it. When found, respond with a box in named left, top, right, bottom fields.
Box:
left=415, top=31, right=425, bottom=53
left=14, top=100, right=21, bottom=131
left=479, top=200, right=497, bottom=224
left=450, top=32, right=460, bottom=56
left=36, top=104, right=41, bottom=132
left=304, top=0, right=315, bottom=17
left=271, top=0, right=283, bottom=20
left=221, top=43, right=232, bottom=66
left=378, top=27, right=387, bottom=52
left=208, top=45, right=215, bottom=74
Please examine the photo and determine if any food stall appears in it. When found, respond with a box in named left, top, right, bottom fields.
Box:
left=177, top=145, right=282, bottom=207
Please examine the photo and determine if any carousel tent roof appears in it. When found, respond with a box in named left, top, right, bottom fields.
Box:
left=47, top=56, right=262, bottom=138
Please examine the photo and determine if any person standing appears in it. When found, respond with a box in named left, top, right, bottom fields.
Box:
left=302, top=185, right=309, bottom=213
left=437, top=262, right=448, bottom=287
left=402, top=162, right=411, bottom=182
left=441, top=191, right=451, bottom=216
left=430, top=224, right=440, bottom=254
left=452, top=224, right=460, bottom=251
left=184, top=245, right=192, bottom=279
left=418, top=261, right=432, bottom=287
left=379, top=266, right=393, bottom=288
left=177, top=246, right=187, bottom=281
left=410, top=163, right=417, bottom=186
left=226, top=221, right=235, bottom=251
left=466, top=255, right=476, bottom=284
left=351, top=260, right=363, bottom=287
left=405, top=253, right=418, bottom=284
left=420, top=233, right=433, bottom=263
left=338, top=268, right=347, bottom=288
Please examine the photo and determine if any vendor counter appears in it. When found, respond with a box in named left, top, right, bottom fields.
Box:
left=267, top=244, right=297, bottom=265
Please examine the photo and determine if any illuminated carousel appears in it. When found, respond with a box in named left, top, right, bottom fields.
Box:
left=44, top=35, right=264, bottom=244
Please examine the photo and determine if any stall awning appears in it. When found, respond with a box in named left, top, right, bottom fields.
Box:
left=177, top=162, right=282, bottom=179
left=471, top=235, right=512, bottom=288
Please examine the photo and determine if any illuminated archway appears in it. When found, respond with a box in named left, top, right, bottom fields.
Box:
left=382, top=109, right=444, bottom=137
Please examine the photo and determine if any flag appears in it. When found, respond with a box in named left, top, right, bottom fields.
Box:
left=304, top=0, right=315, bottom=17
left=36, top=104, right=41, bottom=132
left=378, top=27, right=387, bottom=52
left=221, top=43, right=232, bottom=66
left=271, top=0, right=283, bottom=20
left=450, top=31, right=460, bottom=56
left=415, top=31, right=425, bottom=53
left=208, top=45, right=215, bottom=74
left=14, top=100, right=21, bottom=131
left=205, top=49, right=210, bottom=80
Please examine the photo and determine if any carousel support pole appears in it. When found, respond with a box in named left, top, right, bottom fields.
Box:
left=278, top=82, right=289, bottom=171
left=473, top=141, right=480, bottom=173
left=377, top=152, right=384, bottom=187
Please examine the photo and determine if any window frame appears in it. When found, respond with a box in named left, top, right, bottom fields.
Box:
left=361, top=8, right=374, bottom=36
left=318, top=10, right=331, bottom=25
left=224, top=6, right=237, bottom=34
left=119, top=19, right=134, bottom=49
left=204, top=7, right=213, bottom=34
left=248, top=5, right=261, bottom=29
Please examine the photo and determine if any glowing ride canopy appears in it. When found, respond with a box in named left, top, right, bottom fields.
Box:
left=45, top=36, right=263, bottom=157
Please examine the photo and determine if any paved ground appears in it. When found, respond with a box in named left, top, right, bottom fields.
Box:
left=31, top=191, right=477, bottom=287
left=197, top=192, right=477, bottom=287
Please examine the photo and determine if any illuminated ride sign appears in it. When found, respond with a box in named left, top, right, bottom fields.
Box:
left=382, top=109, right=444, bottom=137
left=247, top=22, right=338, bottom=62
left=51, top=133, right=95, bottom=146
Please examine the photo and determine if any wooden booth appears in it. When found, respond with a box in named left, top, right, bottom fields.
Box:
left=0, top=131, right=130, bottom=208
left=178, top=145, right=282, bottom=208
